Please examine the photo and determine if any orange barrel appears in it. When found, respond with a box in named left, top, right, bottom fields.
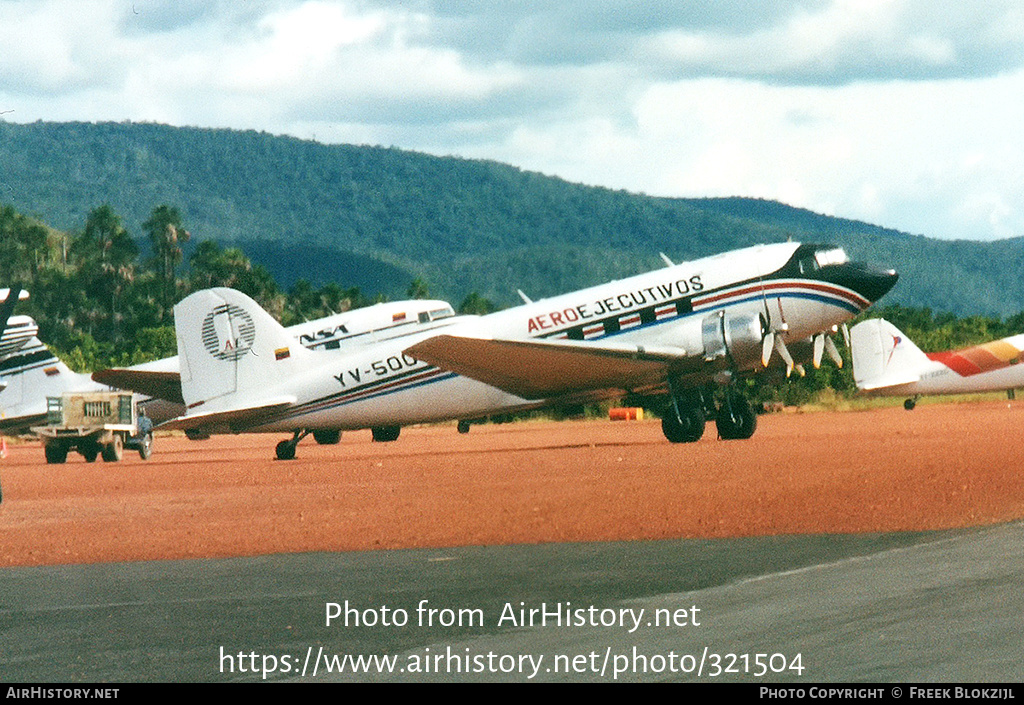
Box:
left=609, top=407, right=644, bottom=421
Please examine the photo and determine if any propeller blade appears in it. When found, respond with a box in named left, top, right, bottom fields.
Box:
left=825, top=335, right=843, bottom=368
left=794, top=364, right=806, bottom=377
left=775, top=335, right=795, bottom=377
left=841, top=323, right=850, bottom=348
left=812, top=334, right=825, bottom=369
left=761, top=331, right=775, bottom=367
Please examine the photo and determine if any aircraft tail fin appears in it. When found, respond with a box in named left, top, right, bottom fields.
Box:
left=850, top=318, right=929, bottom=391
left=174, top=288, right=313, bottom=414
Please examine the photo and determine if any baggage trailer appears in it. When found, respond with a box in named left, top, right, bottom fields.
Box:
left=33, top=391, right=153, bottom=464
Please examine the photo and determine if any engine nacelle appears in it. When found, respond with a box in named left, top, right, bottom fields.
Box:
left=701, top=311, right=766, bottom=370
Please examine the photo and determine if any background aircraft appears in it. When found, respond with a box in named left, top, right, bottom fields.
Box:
left=163, top=242, right=898, bottom=459
left=851, top=318, right=1024, bottom=409
left=0, top=287, right=33, bottom=364
left=1, top=298, right=457, bottom=437
left=0, top=287, right=103, bottom=433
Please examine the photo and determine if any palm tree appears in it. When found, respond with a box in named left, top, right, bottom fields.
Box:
left=74, top=205, right=138, bottom=342
left=143, top=205, right=190, bottom=314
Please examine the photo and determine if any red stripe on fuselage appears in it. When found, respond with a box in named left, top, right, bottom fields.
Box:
left=926, top=351, right=982, bottom=376
left=693, top=280, right=869, bottom=309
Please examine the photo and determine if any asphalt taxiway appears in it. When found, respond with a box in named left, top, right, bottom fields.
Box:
left=2, top=522, right=1022, bottom=682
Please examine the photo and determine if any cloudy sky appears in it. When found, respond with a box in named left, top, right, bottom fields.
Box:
left=2, top=0, right=1024, bottom=241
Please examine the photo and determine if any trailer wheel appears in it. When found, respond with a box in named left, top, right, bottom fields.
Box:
left=44, top=443, right=68, bottom=464
left=138, top=433, right=153, bottom=460
left=102, top=434, right=124, bottom=462
left=81, top=442, right=100, bottom=463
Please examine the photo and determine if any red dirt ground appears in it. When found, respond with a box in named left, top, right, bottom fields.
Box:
left=2, top=401, right=1023, bottom=567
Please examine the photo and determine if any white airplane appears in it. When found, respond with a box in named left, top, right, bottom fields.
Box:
left=0, top=287, right=103, bottom=432
left=105, top=299, right=462, bottom=431
left=850, top=318, right=1024, bottom=409
left=161, top=242, right=899, bottom=459
left=1, top=298, right=458, bottom=437
left=0, top=287, right=34, bottom=362
left=0, top=334, right=102, bottom=435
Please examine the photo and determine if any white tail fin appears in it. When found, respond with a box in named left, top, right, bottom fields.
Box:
left=174, top=288, right=313, bottom=414
left=850, top=318, right=930, bottom=391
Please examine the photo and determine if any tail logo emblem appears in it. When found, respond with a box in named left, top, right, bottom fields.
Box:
left=202, top=304, right=256, bottom=361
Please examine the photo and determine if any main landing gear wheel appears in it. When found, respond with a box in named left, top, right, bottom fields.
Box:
left=313, top=430, right=341, bottom=445
left=371, top=425, right=401, bottom=442
left=715, top=394, right=757, bottom=440
left=661, top=403, right=706, bottom=443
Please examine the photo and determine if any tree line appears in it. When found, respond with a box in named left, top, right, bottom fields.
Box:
left=2, top=201, right=1021, bottom=403
left=1, top=202, right=495, bottom=372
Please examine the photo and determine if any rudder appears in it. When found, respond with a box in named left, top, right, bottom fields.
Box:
left=850, top=318, right=929, bottom=390
left=174, top=288, right=313, bottom=413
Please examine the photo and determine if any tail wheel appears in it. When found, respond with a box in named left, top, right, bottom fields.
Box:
left=275, top=430, right=309, bottom=460
left=275, top=440, right=297, bottom=460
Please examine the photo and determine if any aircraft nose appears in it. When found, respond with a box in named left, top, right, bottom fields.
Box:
left=831, top=262, right=899, bottom=304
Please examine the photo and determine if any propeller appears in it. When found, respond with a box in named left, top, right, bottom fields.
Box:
left=812, top=331, right=844, bottom=369
left=761, top=327, right=797, bottom=377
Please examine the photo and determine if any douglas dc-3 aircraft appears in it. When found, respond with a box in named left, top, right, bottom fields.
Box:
left=1, top=297, right=457, bottom=436
left=0, top=287, right=33, bottom=363
left=851, top=318, right=1024, bottom=409
left=161, top=242, right=898, bottom=459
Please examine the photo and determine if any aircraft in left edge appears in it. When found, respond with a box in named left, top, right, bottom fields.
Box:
left=0, top=287, right=34, bottom=367
left=160, top=242, right=899, bottom=459
left=0, top=298, right=461, bottom=438
left=0, top=287, right=106, bottom=435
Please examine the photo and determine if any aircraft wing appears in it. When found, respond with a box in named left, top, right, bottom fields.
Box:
left=0, top=412, right=47, bottom=435
left=405, top=335, right=695, bottom=400
left=92, top=368, right=184, bottom=404
left=158, top=396, right=296, bottom=433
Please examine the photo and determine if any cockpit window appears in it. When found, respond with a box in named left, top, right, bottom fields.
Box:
left=814, top=247, right=849, bottom=268
left=418, top=306, right=456, bottom=324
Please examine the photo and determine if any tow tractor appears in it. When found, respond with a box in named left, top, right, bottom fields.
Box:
left=33, top=391, right=153, bottom=464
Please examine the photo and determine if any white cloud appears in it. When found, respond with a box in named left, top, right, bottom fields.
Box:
left=2, top=0, right=1024, bottom=240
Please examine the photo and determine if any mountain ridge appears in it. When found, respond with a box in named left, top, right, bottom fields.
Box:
left=1, top=120, right=1021, bottom=317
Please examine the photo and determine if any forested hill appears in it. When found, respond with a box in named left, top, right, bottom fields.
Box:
left=2, top=120, right=1022, bottom=316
